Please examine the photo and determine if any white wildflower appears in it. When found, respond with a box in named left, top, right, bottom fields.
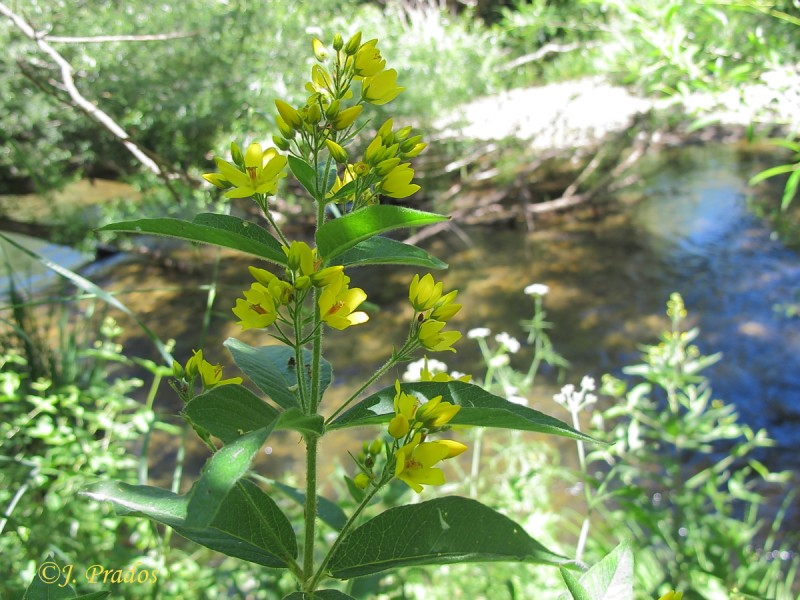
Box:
left=467, top=327, right=491, bottom=339
left=580, top=376, right=596, bottom=392
left=524, top=283, right=550, bottom=297
left=489, top=354, right=510, bottom=368
left=495, top=332, right=521, bottom=354
left=402, top=357, right=447, bottom=382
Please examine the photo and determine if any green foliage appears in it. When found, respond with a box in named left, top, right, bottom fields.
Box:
left=585, top=293, right=798, bottom=598
left=750, top=137, right=800, bottom=211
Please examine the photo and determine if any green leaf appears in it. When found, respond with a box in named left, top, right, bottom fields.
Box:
left=328, top=496, right=567, bottom=578
left=558, top=541, right=634, bottom=600
left=84, top=479, right=297, bottom=568
left=332, top=236, right=447, bottom=270
left=748, top=163, right=797, bottom=186
left=183, top=384, right=280, bottom=444
left=98, top=214, right=286, bottom=265
left=326, top=180, right=357, bottom=204
left=282, top=591, right=355, bottom=600
left=316, top=206, right=447, bottom=261
left=0, top=232, right=173, bottom=365
left=781, top=168, right=800, bottom=211
left=276, top=407, right=325, bottom=437
left=271, top=480, right=347, bottom=531
left=328, top=381, right=595, bottom=443
left=289, top=155, right=319, bottom=198
left=186, top=428, right=271, bottom=527
left=317, top=161, right=338, bottom=195
left=225, top=339, right=332, bottom=408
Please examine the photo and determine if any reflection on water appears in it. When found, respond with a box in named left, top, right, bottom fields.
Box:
left=84, top=145, right=798, bottom=494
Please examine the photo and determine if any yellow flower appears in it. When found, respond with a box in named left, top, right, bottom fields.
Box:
left=361, top=69, right=404, bottom=105
left=354, top=39, right=385, bottom=77
left=409, top=273, right=443, bottom=312
left=657, top=592, right=683, bottom=600
left=388, top=380, right=419, bottom=439
left=416, top=395, right=461, bottom=428
left=394, top=433, right=450, bottom=493
left=380, top=163, right=420, bottom=198
left=247, top=266, right=293, bottom=304
left=319, top=272, right=369, bottom=330
left=419, top=319, right=461, bottom=353
left=210, top=143, right=287, bottom=199
left=283, top=241, right=317, bottom=276
left=185, top=350, right=242, bottom=389
left=430, top=290, right=461, bottom=322
left=310, top=265, right=344, bottom=288
left=232, top=283, right=278, bottom=330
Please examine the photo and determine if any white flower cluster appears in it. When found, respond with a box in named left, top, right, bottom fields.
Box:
left=553, top=376, right=597, bottom=411
left=495, top=332, right=521, bottom=354
left=402, top=357, right=448, bottom=382
left=524, top=283, right=550, bottom=297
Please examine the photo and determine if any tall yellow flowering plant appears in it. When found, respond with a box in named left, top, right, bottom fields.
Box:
left=90, top=33, right=591, bottom=597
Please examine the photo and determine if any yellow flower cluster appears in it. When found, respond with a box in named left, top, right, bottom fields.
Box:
left=232, top=242, right=368, bottom=332
left=409, top=274, right=462, bottom=353
left=387, top=380, right=467, bottom=493
left=272, top=33, right=425, bottom=208
left=353, top=380, right=467, bottom=493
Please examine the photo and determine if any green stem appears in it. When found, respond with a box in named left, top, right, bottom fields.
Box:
left=137, top=372, right=163, bottom=484
left=302, top=434, right=319, bottom=585
left=325, top=344, right=409, bottom=424
left=309, top=483, right=381, bottom=590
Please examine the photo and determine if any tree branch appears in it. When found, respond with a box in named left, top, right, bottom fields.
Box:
left=0, top=2, right=190, bottom=201
left=44, top=31, right=198, bottom=44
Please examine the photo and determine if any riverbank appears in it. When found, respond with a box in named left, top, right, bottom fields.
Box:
left=436, top=66, right=800, bottom=149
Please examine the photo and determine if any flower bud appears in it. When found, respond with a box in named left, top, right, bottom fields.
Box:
left=332, top=33, right=343, bottom=51
left=276, top=116, right=295, bottom=139
left=312, top=38, right=327, bottom=61
left=401, top=135, right=423, bottom=153
left=353, top=472, right=370, bottom=489
left=395, top=126, right=413, bottom=141
left=230, top=142, right=244, bottom=167
left=332, top=105, right=362, bottom=130
left=402, top=142, right=427, bottom=159
left=325, top=139, right=348, bottom=163
left=275, top=100, right=303, bottom=129
left=324, top=99, right=341, bottom=120
left=272, top=135, right=290, bottom=151
left=375, top=157, right=400, bottom=177
left=202, top=173, right=230, bottom=189
left=172, top=360, right=184, bottom=379
left=369, top=439, right=383, bottom=455
left=303, top=103, right=322, bottom=124
left=344, top=31, right=362, bottom=56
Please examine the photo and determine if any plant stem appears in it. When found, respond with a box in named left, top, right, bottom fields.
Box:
left=309, top=483, right=380, bottom=590
left=302, top=434, right=319, bottom=585
left=325, top=345, right=408, bottom=424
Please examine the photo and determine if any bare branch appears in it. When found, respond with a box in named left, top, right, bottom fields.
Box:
left=501, top=41, right=602, bottom=71
left=0, top=2, right=189, bottom=200
left=44, top=31, right=198, bottom=44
